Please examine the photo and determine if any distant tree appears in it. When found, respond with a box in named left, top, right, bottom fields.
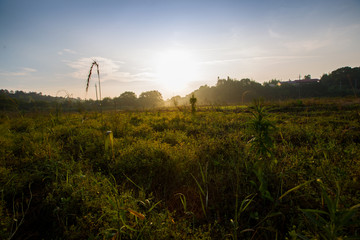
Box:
left=304, top=75, right=311, bottom=80
left=115, top=91, right=138, bottom=109
left=170, top=95, right=181, bottom=108
left=139, top=90, right=163, bottom=109
left=263, top=79, right=280, bottom=87
left=320, top=66, right=360, bottom=96
left=193, top=85, right=214, bottom=105
left=216, top=78, right=227, bottom=86
left=102, top=97, right=113, bottom=108
left=239, top=78, right=251, bottom=86
left=120, top=91, right=137, bottom=99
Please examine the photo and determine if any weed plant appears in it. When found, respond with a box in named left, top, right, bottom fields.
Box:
left=0, top=98, right=359, bottom=239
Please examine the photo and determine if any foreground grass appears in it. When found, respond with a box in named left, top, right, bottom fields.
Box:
left=0, top=98, right=359, bottom=239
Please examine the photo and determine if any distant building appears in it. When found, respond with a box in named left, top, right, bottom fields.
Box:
left=278, top=78, right=320, bottom=86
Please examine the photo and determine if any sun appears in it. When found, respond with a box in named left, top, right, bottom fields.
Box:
left=155, top=49, right=199, bottom=91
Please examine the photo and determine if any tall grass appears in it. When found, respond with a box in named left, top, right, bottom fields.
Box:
left=86, top=60, right=102, bottom=117
left=86, top=60, right=101, bottom=101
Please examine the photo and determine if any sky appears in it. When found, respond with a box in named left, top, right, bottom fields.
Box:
left=1, top=0, right=359, bottom=100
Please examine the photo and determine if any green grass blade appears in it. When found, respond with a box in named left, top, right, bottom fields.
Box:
left=350, top=203, right=360, bottom=210
left=239, top=194, right=256, bottom=213
left=300, top=209, right=328, bottom=227
left=191, top=173, right=205, bottom=196
left=123, top=173, right=143, bottom=191
left=279, top=179, right=314, bottom=200
left=147, top=200, right=162, bottom=213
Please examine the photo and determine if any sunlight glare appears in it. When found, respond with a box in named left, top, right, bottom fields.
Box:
left=155, top=49, right=199, bottom=91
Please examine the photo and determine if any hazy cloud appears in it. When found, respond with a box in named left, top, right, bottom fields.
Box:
left=58, top=48, right=77, bottom=55
left=65, top=57, right=148, bottom=84
left=268, top=28, right=283, bottom=39
left=0, top=67, right=37, bottom=76
left=132, top=71, right=156, bottom=81
left=23, top=67, right=37, bottom=72
left=200, top=58, right=245, bottom=65
left=64, top=48, right=77, bottom=54
left=279, top=24, right=360, bottom=53
left=284, top=39, right=331, bottom=52
left=200, top=54, right=317, bottom=66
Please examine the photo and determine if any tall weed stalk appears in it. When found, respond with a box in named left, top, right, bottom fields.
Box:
left=86, top=60, right=102, bottom=113
left=8, top=183, right=32, bottom=240
left=248, top=98, right=275, bottom=160
left=191, top=162, right=209, bottom=218
left=299, top=181, right=360, bottom=239
left=248, top=99, right=276, bottom=201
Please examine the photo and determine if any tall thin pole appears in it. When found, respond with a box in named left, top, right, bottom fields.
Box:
left=86, top=60, right=102, bottom=113
left=96, top=63, right=101, bottom=101
left=95, top=83, right=98, bottom=101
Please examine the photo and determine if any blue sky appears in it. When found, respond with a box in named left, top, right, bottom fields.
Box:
left=1, top=0, right=359, bottom=99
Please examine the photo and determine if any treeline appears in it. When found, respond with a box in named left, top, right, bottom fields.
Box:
left=0, top=89, right=165, bottom=112
left=182, top=66, right=360, bottom=106
left=1, top=66, right=359, bottom=112
left=0, top=90, right=69, bottom=112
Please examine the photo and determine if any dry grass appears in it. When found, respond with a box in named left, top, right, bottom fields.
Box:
left=86, top=60, right=101, bottom=101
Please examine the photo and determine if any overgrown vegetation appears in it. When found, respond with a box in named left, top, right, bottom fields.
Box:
left=190, top=94, right=197, bottom=113
left=0, top=97, right=359, bottom=239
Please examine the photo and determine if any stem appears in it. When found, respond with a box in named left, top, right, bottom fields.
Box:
left=8, top=183, right=32, bottom=240
left=96, top=63, right=102, bottom=102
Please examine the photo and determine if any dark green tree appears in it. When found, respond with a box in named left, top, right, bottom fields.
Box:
left=114, top=91, right=138, bottom=109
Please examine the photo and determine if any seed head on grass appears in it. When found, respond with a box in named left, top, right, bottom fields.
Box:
left=86, top=60, right=101, bottom=101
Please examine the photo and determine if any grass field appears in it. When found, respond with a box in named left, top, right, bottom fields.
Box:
left=1, top=98, right=359, bottom=239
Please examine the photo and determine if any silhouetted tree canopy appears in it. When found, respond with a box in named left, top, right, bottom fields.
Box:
left=114, top=91, right=138, bottom=109
left=1, top=66, right=359, bottom=112
left=139, top=90, right=164, bottom=109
